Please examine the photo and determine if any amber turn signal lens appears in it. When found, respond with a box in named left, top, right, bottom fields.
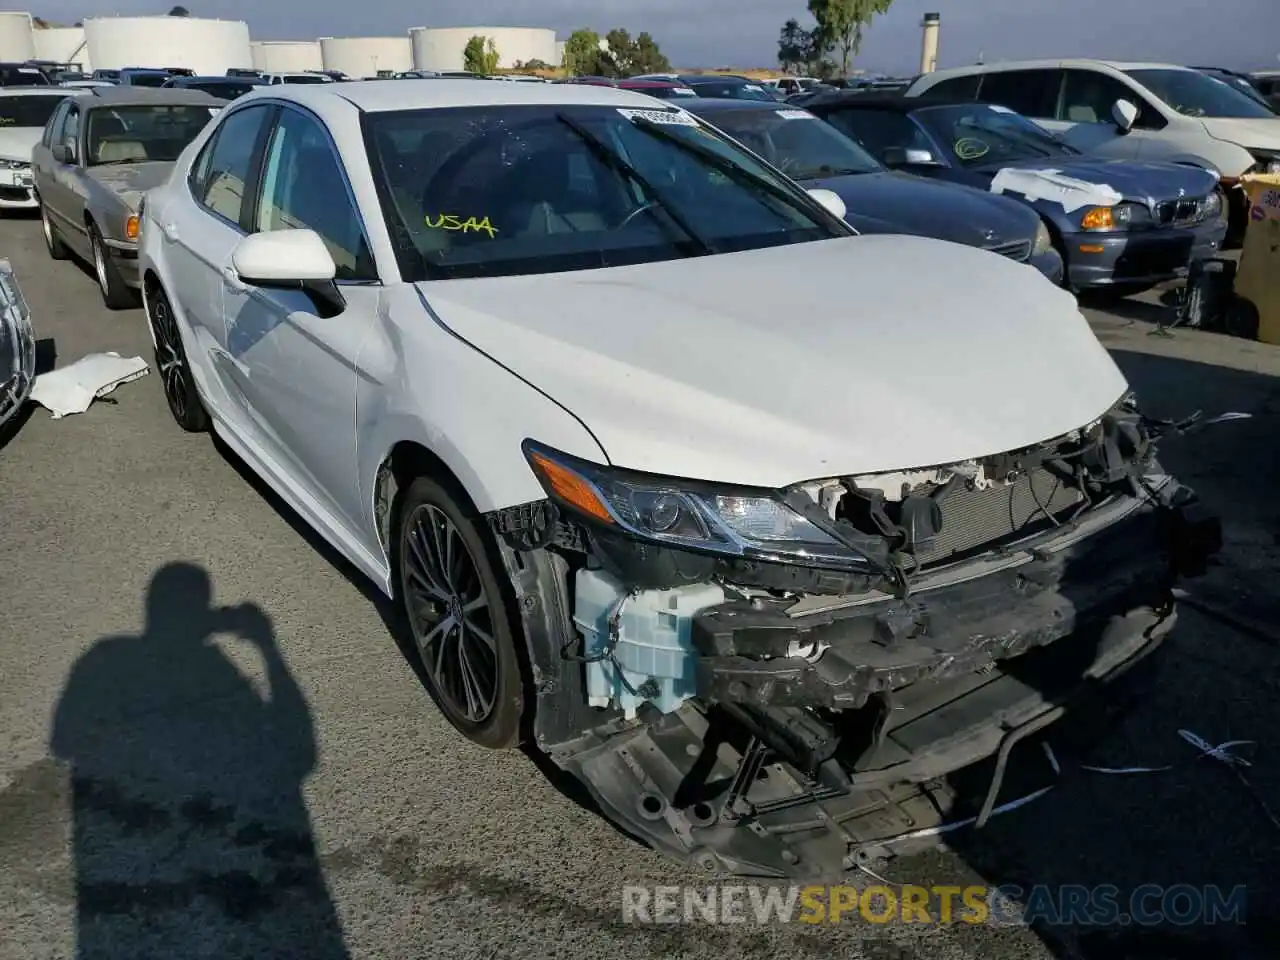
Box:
left=124, top=215, right=139, bottom=240
left=529, top=452, right=615, bottom=524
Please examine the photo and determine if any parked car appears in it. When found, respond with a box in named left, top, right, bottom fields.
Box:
left=905, top=59, right=1280, bottom=246
left=684, top=98, right=1062, bottom=281
left=162, top=75, right=266, bottom=100
left=0, top=63, right=50, bottom=87
left=262, top=72, right=334, bottom=85
left=567, top=77, right=696, bottom=100
left=226, top=67, right=263, bottom=79
left=395, top=70, right=439, bottom=79
left=1191, top=66, right=1275, bottom=111
left=117, top=68, right=173, bottom=88
left=806, top=94, right=1227, bottom=295
left=0, top=259, right=35, bottom=435
left=767, top=76, right=824, bottom=97
left=135, top=79, right=1218, bottom=877
left=60, top=80, right=115, bottom=90
left=1250, top=71, right=1280, bottom=110
left=90, top=69, right=121, bottom=83
left=32, top=87, right=223, bottom=308
left=682, top=75, right=783, bottom=101
left=0, top=88, right=84, bottom=211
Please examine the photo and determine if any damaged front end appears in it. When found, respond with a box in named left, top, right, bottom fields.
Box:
left=491, top=396, right=1221, bottom=877
left=0, top=259, right=35, bottom=433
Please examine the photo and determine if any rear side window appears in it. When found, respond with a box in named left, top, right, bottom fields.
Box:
left=976, top=69, right=1061, bottom=118
left=191, top=104, right=273, bottom=227
left=822, top=109, right=930, bottom=160
left=921, top=75, right=981, bottom=100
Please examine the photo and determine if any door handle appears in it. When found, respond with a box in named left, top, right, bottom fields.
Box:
left=221, top=266, right=246, bottom=292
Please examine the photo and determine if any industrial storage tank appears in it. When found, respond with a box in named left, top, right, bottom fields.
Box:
left=84, top=16, right=252, bottom=75
left=410, top=26, right=557, bottom=72
left=251, top=40, right=322, bottom=73
left=0, top=11, right=35, bottom=62
left=321, top=36, right=412, bottom=77
left=33, top=25, right=90, bottom=70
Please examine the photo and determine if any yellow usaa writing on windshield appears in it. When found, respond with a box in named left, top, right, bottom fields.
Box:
left=424, top=213, right=499, bottom=238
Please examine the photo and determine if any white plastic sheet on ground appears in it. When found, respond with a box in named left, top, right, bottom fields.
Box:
left=29, top=352, right=149, bottom=419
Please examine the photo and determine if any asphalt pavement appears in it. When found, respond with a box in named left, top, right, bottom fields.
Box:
left=2, top=213, right=1279, bottom=960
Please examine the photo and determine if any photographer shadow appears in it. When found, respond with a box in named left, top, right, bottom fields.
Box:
left=51, top=562, right=349, bottom=959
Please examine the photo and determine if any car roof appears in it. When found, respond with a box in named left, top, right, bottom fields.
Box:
left=174, top=75, right=264, bottom=84
left=681, top=75, right=752, bottom=84
left=83, top=86, right=224, bottom=106
left=244, top=78, right=693, bottom=113
left=918, top=58, right=1192, bottom=80
left=0, top=86, right=82, bottom=97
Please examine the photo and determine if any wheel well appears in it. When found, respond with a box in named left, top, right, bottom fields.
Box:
left=143, top=268, right=161, bottom=298
left=374, top=441, right=475, bottom=560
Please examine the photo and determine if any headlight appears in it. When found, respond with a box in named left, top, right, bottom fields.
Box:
left=1032, top=220, right=1052, bottom=256
left=524, top=442, right=875, bottom=570
left=1200, top=189, right=1224, bottom=221
left=1080, top=202, right=1151, bottom=231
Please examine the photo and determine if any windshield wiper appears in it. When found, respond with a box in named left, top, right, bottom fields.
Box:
left=628, top=115, right=832, bottom=227
left=554, top=113, right=715, bottom=256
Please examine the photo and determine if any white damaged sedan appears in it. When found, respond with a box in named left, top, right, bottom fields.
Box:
left=138, top=80, right=1220, bottom=876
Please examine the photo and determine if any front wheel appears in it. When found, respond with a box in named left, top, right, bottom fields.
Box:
left=147, top=284, right=209, bottom=432
left=90, top=225, right=137, bottom=310
left=396, top=476, right=525, bottom=749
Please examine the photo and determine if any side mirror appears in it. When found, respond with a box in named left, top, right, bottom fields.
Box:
left=51, top=141, right=75, bottom=163
left=806, top=187, right=847, bottom=221
left=882, top=145, right=938, bottom=167
left=1111, top=99, right=1138, bottom=133
left=231, top=229, right=346, bottom=318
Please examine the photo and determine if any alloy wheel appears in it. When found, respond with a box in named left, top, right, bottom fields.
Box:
left=41, top=211, right=52, bottom=248
left=150, top=292, right=188, bottom=421
left=402, top=503, right=499, bottom=724
left=92, top=234, right=108, bottom=295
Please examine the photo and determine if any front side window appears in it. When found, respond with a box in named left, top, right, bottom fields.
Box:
left=42, top=99, right=71, bottom=146
left=0, top=94, right=70, bottom=129
left=912, top=103, right=1076, bottom=167
left=365, top=104, right=845, bottom=281
left=820, top=108, right=933, bottom=162
left=1060, top=70, right=1163, bottom=128
left=194, top=104, right=272, bottom=224
left=704, top=107, right=881, bottom=179
left=975, top=69, right=1061, bottom=118
left=1127, top=68, right=1277, bottom=119
left=86, top=104, right=217, bottom=165
left=62, top=105, right=80, bottom=152
left=255, top=108, right=375, bottom=281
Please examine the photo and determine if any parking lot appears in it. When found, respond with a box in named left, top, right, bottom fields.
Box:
left=2, top=211, right=1280, bottom=959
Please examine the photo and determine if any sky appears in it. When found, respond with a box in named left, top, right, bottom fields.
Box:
left=32, top=0, right=1280, bottom=73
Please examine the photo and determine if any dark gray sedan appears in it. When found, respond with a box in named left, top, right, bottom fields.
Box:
left=684, top=98, right=1064, bottom=282
left=31, top=86, right=221, bottom=309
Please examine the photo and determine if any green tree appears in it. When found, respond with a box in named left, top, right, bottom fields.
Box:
left=514, top=58, right=552, bottom=71
left=605, top=28, right=634, bottom=74
left=462, top=34, right=500, bottom=74
left=561, top=28, right=601, bottom=76
left=630, top=32, right=670, bottom=74
left=808, top=0, right=894, bottom=76
left=168, top=4, right=190, bottom=14
left=777, top=18, right=819, bottom=73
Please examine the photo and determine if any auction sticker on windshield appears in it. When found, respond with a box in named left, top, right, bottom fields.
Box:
left=617, top=108, right=697, bottom=126
left=775, top=109, right=815, bottom=120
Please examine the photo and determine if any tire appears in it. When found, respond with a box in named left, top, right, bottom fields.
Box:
left=147, top=283, right=209, bottom=431
left=89, top=224, right=138, bottom=310
left=40, top=203, right=68, bottom=260
left=395, top=475, right=525, bottom=749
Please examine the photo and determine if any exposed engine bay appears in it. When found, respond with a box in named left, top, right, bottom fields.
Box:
left=490, top=395, right=1222, bottom=877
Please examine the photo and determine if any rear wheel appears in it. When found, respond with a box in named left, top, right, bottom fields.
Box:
left=40, top=203, right=67, bottom=260
left=148, top=283, right=209, bottom=431
left=90, top=225, right=137, bottom=310
left=396, top=476, right=525, bottom=749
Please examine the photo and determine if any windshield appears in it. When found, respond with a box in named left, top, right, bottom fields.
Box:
left=125, top=73, right=170, bottom=87
left=0, top=67, right=49, bottom=87
left=912, top=103, right=1075, bottom=166
left=85, top=104, right=216, bottom=165
left=0, top=93, right=68, bottom=128
left=1127, top=68, right=1276, bottom=119
left=691, top=81, right=778, bottom=102
left=701, top=106, right=881, bottom=179
left=365, top=103, right=844, bottom=281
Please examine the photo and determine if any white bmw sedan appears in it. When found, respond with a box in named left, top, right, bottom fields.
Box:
left=138, top=80, right=1217, bottom=877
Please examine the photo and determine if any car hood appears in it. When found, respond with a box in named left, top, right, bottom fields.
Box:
left=1200, top=116, right=1280, bottom=153
left=0, top=128, right=43, bottom=162
left=978, top=156, right=1221, bottom=203
left=83, top=161, right=175, bottom=209
left=801, top=170, right=1038, bottom=248
left=419, top=235, right=1127, bottom=488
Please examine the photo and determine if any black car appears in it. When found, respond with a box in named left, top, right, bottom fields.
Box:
left=0, top=63, right=50, bottom=87
left=683, top=98, right=1063, bottom=281
left=681, top=76, right=783, bottom=102
left=162, top=75, right=266, bottom=99
left=804, top=94, right=1227, bottom=294
left=1192, top=67, right=1276, bottom=111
